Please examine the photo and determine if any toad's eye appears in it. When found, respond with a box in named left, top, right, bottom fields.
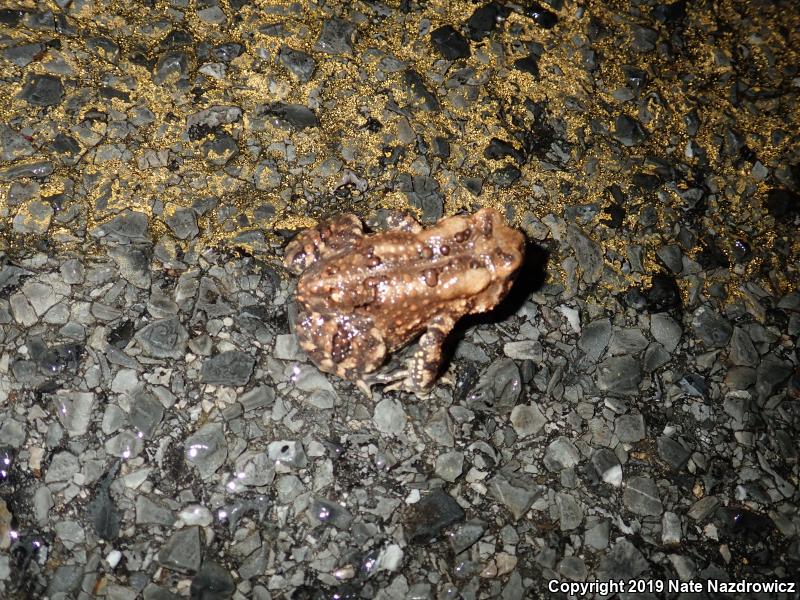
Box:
left=454, top=228, right=470, bottom=243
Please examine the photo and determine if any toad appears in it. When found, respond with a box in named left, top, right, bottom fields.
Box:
left=283, top=208, right=525, bottom=395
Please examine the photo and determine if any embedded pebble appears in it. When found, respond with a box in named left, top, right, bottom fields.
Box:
left=20, top=74, right=64, bottom=106
left=200, top=350, right=255, bottom=386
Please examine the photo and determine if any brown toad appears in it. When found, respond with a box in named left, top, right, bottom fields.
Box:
left=283, top=208, right=525, bottom=395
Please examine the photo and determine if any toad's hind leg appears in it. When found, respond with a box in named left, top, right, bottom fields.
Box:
left=384, top=314, right=456, bottom=394
left=294, top=309, right=388, bottom=391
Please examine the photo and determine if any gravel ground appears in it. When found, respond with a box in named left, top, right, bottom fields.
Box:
left=1, top=0, right=799, bottom=598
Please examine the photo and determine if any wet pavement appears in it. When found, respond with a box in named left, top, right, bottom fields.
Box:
left=1, top=0, right=799, bottom=598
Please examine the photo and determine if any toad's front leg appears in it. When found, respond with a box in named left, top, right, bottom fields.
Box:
left=383, top=314, right=456, bottom=395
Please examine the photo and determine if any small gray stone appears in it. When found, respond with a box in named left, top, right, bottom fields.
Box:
left=585, top=519, right=610, bottom=550
left=596, top=355, right=642, bottom=395
left=657, top=436, right=691, bottom=470
left=252, top=160, right=282, bottom=191
left=136, top=317, right=188, bottom=359
left=3, top=43, right=45, bottom=68
left=591, top=448, right=622, bottom=487
left=86, top=36, right=120, bottom=63
left=274, top=478, right=305, bottom=514
left=729, top=326, right=758, bottom=367
left=20, top=74, right=64, bottom=107
left=239, top=547, right=268, bottom=580
left=374, top=398, right=406, bottom=436
left=449, top=519, right=486, bottom=554
left=60, top=391, right=94, bottom=437
left=687, top=496, right=719, bottom=521
left=197, top=5, right=226, bottom=24
left=466, top=358, right=522, bottom=416
left=46, top=565, right=82, bottom=596
left=0, top=160, right=54, bottom=181
left=615, top=413, right=645, bottom=443
left=107, top=245, right=151, bottom=289
left=187, top=106, right=242, bottom=131
left=632, top=25, right=658, bottom=52
left=308, top=498, right=353, bottom=529
left=158, top=527, right=202, bottom=573
left=404, top=69, right=440, bottom=111
left=45, top=451, right=79, bottom=483
left=488, top=476, right=543, bottom=521
left=396, top=173, right=443, bottom=223
left=268, top=441, right=307, bottom=468
left=278, top=45, right=315, bottom=81
left=234, top=451, right=275, bottom=487
left=212, top=43, right=242, bottom=63
left=558, top=556, right=588, bottom=582
left=543, top=437, right=581, bottom=472
left=87, top=485, right=121, bottom=540
left=54, top=520, right=85, bottom=548
left=755, top=355, right=791, bottom=401
left=430, top=25, right=470, bottom=60
left=424, top=408, right=455, bottom=447
left=691, top=306, right=733, bottom=348
left=201, top=350, right=254, bottom=386
left=556, top=492, right=584, bottom=531
left=165, top=207, right=199, bottom=240
left=136, top=495, right=175, bottom=526
left=22, top=279, right=60, bottom=316
left=34, top=486, right=54, bottom=526
left=60, top=259, right=84, bottom=284
left=143, top=584, right=179, bottom=600
left=579, top=319, right=612, bottom=362
left=315, top=18, right=355, bottom=54
left=435, top=451, right=465, bottom=482
left=656, top=244, right=683, bottom=273
left=0, top=124, right=35, bottom=160
left=0, top=419, right=26, bottom=448
left=10, top=359, right=42, bottom=386
left=93, top=210, right=151, bottom=244
left=650, top=313, right=681, bottom=353
left=406, top=489, right=465, bottom=544
left=725, top=366, right=756, bottom=390
left=195, top=278, right=232, bottom=318
left=274, top=334, right=302, bottom=360
left=566, top=225, right=603, bottom=283
left=260, top=102, right=318, bottom=130
left=643, top=342, right=670, bottom=372
left=12, top=201, right=53, bottom=235
left=293, top=364, right=336, bottom=394
left=662, top=511, right=682, bottom=546
left=239, top=385, right=275, bottom=412
left=613, top=114, right=646, bottom=146
left=202, top=132, right=239, bottom=166
left=608, top=327, right=649, bottom=355
left=129, top=388, right=164, bottom=439
left=624, top=476, right=663, bottom=516
left=503, top=340, right=543, bottom=362
left=509, top=404, right=546, bottom=438
left=596, top=539, right=648, bottom=581
left=154, top=51, right=189, bottom=84
left=185, top=423, right=227, bottom=479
